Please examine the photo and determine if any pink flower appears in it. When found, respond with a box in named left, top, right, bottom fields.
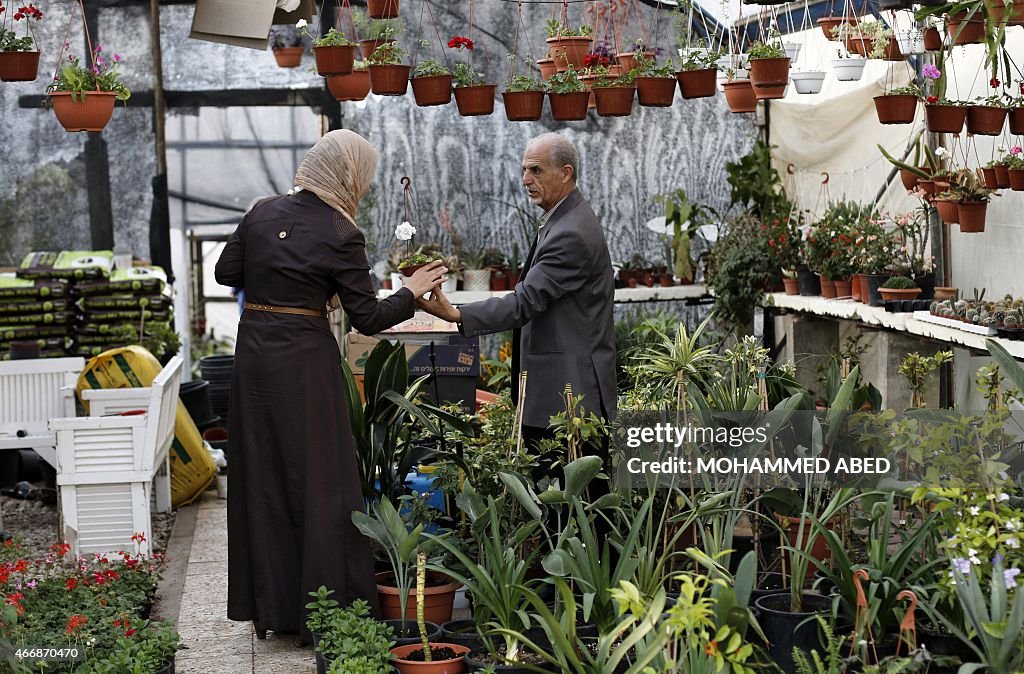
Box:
left=1011, top=146, right=1023, bottom=156
left=113, top=54, right=120, bottom=62
left=922, top=64, right=941, bottom=79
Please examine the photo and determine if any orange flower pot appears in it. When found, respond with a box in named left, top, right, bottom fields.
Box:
left=272, top=47, right=303, bottom=68
left=817, top=16, right=854, bottom=39
left=675, top=68, right=717, bottom=99
left=722, top=79, right=758, bottom=112
left=615, top=50, right=654, bottom=72
left=783, top=277, right=799, bottom=295
left=593, top=86, right=634, bottom=117
left=367, top=0, right=399, bottom=19
left=359, top=38, right=394, bottom=60
left=820, top=277, right=837, bottom=299
left=947, top=12, right=985, bottom=45
left=981, top=167, right=999, bottom=189
left=985, top=0, right=1024, bottom=23
left=327, top=70, right=370, bottom=101
left=390, top=643, right=470, bottom=674
left=1010, top=107, right=1024, bottom=134
left=966, top=105, right=1007, bottom=135
left=453, top=84, right=496, bottom=116
left=834, top=277, right=853, bottom=298
left=377, top=572, right=460, bottom=623
left=548, top=91, right=589, bottom=121
left=0, top=50, right=40, bottom=82
left=748, top=57, right=790, bottom=89
left=879, top=287, right=922, bottom=301
left=957, top=201, right=987, bottom=233
left=994, top=164, right=1012, bottom=188
left=547, top=37, right=592, bottom=72
left=411, top=75, right=452, bottom=107
left=923, top=27, right=943, bottom=50
left=636, top=76, right=676, bottom=107
left=536, top=58, right=556, bottom=79
left=369, top=64, right=411, bottom=96
left=1008, top=169, right=1024, bottom=191
left=933, top=197, right=959, bottom=225
left=49, top=91, right=117, bottom=132
left=874, top=95, right=917, bottom=124
left=882, top=36, right=904, bottom=61
left=925, top=104, right=966, bottom=134
left=313, top=45, right=355, bottom=76
left=502, top=90, right=544, bottom=121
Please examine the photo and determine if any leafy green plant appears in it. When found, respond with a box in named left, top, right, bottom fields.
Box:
left=46, top=48, right=131, bottom=102
left=504, top=73, right=545, bottom=92
left=369, top=36, right=406, bottom=65
left=77, top=621, right=180, bottom=674
left=398, top=250, right=444, bottom=269
left=544, top=19, right=594, bottom=39
left=304, top=585, right=340, bottom=636
left=301, top=26, right=356, bottom=48
left=746, top=41, right=785, bottom=60
left=898, top=350, right=952, bottom=408
left=546, top=65, right=586, bottom=93
left=882, top=275, right=919, bottom=289
left=0, top=2, right=42, bottom=52
left=315, top=598, right=396, bottom=671
left=351, top=8, right=401, bottom=41
left=411, top=48, right=450, bottom=78
left=655, top=188, right=717, bottom=283
left=791, top=616, right=845, bottom=674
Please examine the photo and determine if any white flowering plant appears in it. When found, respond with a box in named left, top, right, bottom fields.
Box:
left=395, top=221, right=441, bottom=272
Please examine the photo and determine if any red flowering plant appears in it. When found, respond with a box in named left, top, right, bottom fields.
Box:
left=764, top=214, right=803, bottom=276
left=803, top=201, right=874, bottom=280
left=0, top=1, right=43, bottom=52
left=448, top=34, right=485, bottom=88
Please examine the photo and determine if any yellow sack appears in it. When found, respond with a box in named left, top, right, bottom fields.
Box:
left=77, top=345, right=216, bottom=507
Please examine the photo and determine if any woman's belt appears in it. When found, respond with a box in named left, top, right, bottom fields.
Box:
left=244, top=302, right=326, bottom=318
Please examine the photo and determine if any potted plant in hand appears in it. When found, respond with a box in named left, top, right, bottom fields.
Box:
left=368, top=30, right=410, bottom=96
left=878, top=275, right=921, bottom=301
left=395, top=222, right=443, bottom=276
left=297, top=20, right=356, bottom=76
left=746, top=40, right=789, bottom=100
left=675, top=39, right=720, bottom=99
left=633, top=52, right=676, bottom=107
left=545, top=18, right=593, bottom=72
left=591, top=68, right=636, bottom=117
left=874, top=82, right=921, bottom=124
left=502, top=55, right=545, bottom=121
left=449, top=35, right=495, bottom=117
left=0, top=1, right=42, bottom=82
left=327, top=59, right=371, bottom=101
left=410, top=42, right=452, bottom=107
left=269, top=25, right=305, bottom=67
left=546, top=65, right=589, bottom=120
left=46, top=47, right=131, bottom=132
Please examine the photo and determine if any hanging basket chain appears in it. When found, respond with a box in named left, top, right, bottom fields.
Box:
left=51, top=0, right=102, bottom=93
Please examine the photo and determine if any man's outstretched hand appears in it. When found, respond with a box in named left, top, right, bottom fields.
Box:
left=416, top=287, right=461, bottom=323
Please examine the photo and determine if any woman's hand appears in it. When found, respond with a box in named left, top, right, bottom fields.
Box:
left=402, top=261, right=448, bottom=298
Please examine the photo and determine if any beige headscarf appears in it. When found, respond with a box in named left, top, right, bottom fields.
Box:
left=294, top=129, right=379, bottom=225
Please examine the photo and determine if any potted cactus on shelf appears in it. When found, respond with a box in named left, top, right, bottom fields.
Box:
left=878, top=275, right=922, bottom=302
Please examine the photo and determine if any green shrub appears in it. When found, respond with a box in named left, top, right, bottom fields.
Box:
left=882, top=275, right=918, bottom=289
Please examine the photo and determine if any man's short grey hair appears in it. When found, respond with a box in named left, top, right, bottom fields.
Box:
left=530, top=132, right=580, bottom=183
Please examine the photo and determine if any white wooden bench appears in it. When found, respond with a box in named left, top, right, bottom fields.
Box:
left=50, top=356, right=183, bottom=557
left=0, top=357, right=85, bottom=469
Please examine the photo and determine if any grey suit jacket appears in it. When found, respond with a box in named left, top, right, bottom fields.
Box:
left=459, top=189, right=616, bottom=428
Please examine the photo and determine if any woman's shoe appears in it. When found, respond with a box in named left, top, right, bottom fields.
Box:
left=253, top=619, right=267, bottom=640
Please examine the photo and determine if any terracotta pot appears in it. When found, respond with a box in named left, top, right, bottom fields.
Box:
left=659, top=274, right=675, bottom=287
left=858, top=274, right=870, bottom=303
left=820, top=277, right=837, bottom=299
left=313, top=45, right=356, bottom=76
left=411, top=75, right=452, bottom=107
left=616, top=50, right=654, bottom=72
left=899, top=167, right=929, bottom=191
left=879, top=287, right=922, bottom=301
left=873, top=95, right=917, bottom=124
left=994, top=164, right=1012, bottom=188
left=882, top=36, right=904, bottom=61
left=722, top=79, right=759, bottom=112
left=547, top=36, right=592, bottom=72
left=783, top=277, right=799, bottom=295
left=981, top=167, right=999, bottom=189
left=917, top=179, right=936, bottom=200
left=1011, top=107, right=1024, bottom=135
left=851, top=273, right=863, bottom=302
left=925, top=104, right=966, bottom=134
left=923, top=26, right=943, bottom=50
left=834, top=278, right=853, bottom=298
left=1008, top=169, right=1024, bottom=191
left=748, top=57, right=790, bottom=89
left=817, top=16, right=853, bottom=39
left=753, top=82, right=787, bottom=101
left=967, top=105, right=1007, bottom=135
left=490, top=272, right=508, bottom=291
left=273, top=47, right=304, bottom=68
left=0, top=50, right=40, bottom=82
left=49, top=91, right=117, bottom=132
left=636, top=76, right=676, bottom=107
left=933, top=197, right=959, bottom=225
left=957, top=201, right=987, bottom=232
left=536, top=58, right=556, bottom=79
left=933, top=286, right=956, bottom=301
left=548, top=91, right=589, bottom=121
left=947, top=12, right=985, bottom=45
left=845, top=35, right=871, bottom=57
left=985, top=0, right=1024, bottom=23
left=502, top=90, right=544, bottom=121
left=377, top=572, right=461, bottom=623
left=675, top=68, right=717, bottom=99
left=359, top=38, right=394, bottom=60
left=390, top=643, right=470, bottom=674
left=369, top=64, right=411, bottom=96
left=627, top=277, right=638, bottom=288
left=327, top=70, right=371, bottom=101
left=453, top=84, right=495, bottom=116
left=785, top=518, right=831, bottom=579
left=367, top=0, right=400, bottom=19
left=593, top=86, right=634, bottom=116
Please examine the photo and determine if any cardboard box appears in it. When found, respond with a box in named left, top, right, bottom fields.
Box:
left=189, top=0, right=314, bottom=50
left=344, top=332, right=479, bottom=378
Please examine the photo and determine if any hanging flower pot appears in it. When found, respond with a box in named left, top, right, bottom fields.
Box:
left=548, top=91, right=589, bottom=120
left=1011, top=107, right=1024, bottom=134
left=593, top=85, right=634, bottom=116
left=502, top=90, right=544, bottom=121
left=832, top=57, right=866, bottom=81
left=49, top=91, right=118, bottom=132
left=923, top=27, right=943, bottom=51
left=925, top=104, right=966, bottom=133
left=536, top=57, right=556, bottom=79
left=873, top=95, right=918, bottom=124
left=313, top=45, right=356, bottom=76
left=985, top=0, right=1024, bottom=23
left=895, top=29, right=925, bottom=55
left=359, top=38, right=394, bottom=60
left=675, top=68, right=717, bottom=98
left=327, top=69, right=371, bottom=101
left=966, top=105, right=1007, bottom=135
left=272, top=47, right=304, bottom=68
left=981, top=167, right=999, bottom=189
left=1009, top=169, right=1024, bottom=191
left=453, top=84, right=496, bottom=116
left=368, top=64, right=411, bottom=96
left=547, top=36, right=592, bottom=72
left=616, top=50, right=654, bottom=72
left=957, top=201, right=987, bottom=233
left=367, top=0, right=399, bottom=20
left=994, top=164, right=1012, bottom=188
left=917, top=179, right=936, bottom=200
left=933, top=197, right=960, bottom=225
left=783, top=42, right=801, bottom=63
left=0, top=50, right=41, bottom=82
left=882, top=36, right=905, bottom=61
left=748, top=57, right=790, bottom=89
left=636, top=76, right=676, bottom=107
left=722, top=79, right=759, bottom=111
left=817, top=16, right=853, bottom=40
left=845, top=35, right=871, bottom=57
left=411, top=74, right=453, bottom=107
left=790, top=71, right=825, bottom=94
left=946, top=12, right=985, bottom=45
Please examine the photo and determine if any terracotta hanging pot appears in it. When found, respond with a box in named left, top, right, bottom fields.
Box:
left=994, top=164, right=1012, bottom=188
left=923, top=27, right=943, bottom=51
left=49, top=91, right=117, bottom=132
left=1011, top=107, right=1024, bottom=134
left=368, top=64, right=411, bottom=96
left=845, top=35, right=871, bottom=57
left=313, top=45, right=356, bottom=76
left=946, top=12, right=985, bottom=45
left=752, top=82, right=787, bottom=101
left=722, top=79, right=759, bottom=111
left=899, top=166, right=930, bottom=191
left=882, top=36, right=905, bottom=61
left=536, top=58, right=556, bottom=79
left=966, top=105, right=1007, bottom=135
left=411, top=74, right=452, bottom=107
left=453, top=84, right=496, bottom=116
left=0, top=50, right=41, bottom=82
left=675, top=68, right=717, bottom=99
left=501, top=90, right=545, bottom=121
left=925, top=104, right=966, bottom=134
left=273, top=47, right=304, bottom=68
left=1009, top=169, right=1024, bottom=191
left=873, top=95, right=918, bottom=124
left=817, top=16, right=853, bottom=40
left=548, top=91, right=590, bottom=120
left=547, top=37, right=592, bottom=72
left=367, top=0, right=400, bottom=19
left=985, top=0, right=1024, bottom=23
left=359, top=38, right=394, bottom=60
left=616, top=50, right=654, bottom=72
left=957, top=201, right=987, bottom=233
left=933, top=197, right=960, bottom=225
left=326, top=69, right=371, bottom=101
left=917, top=179, right=936, bottom=200
left=748, top=57, right=790, bottom=89
left=593, top=86, right=635, bottom=116
left=981, top=167, right=999, bottom=189
left=636, top=76, right=676, bottom=107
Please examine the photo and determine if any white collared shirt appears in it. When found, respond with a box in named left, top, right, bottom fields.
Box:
left=537, top=190, right=574, bottom=230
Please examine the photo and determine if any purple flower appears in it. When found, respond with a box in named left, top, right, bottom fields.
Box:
left=951, top=557, right=971, bottom=575
left=113, top=54, right=120, bottom=62
left=1011, top=146, right=1022, bottom=156
left=95, top=44, right=101, bottom=52
left=922, top=64, right=941, bottom=80
left=1006, top=568, right=1021, bottom=589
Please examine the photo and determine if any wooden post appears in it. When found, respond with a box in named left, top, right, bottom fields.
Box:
left=148, top=0, right=173, bottom=280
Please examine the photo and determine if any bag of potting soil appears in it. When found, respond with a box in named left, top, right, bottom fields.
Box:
left=0, top=274, right=69, bottom=300
left=0, top=324, right=74, bottom=341
left=1, top=348, right=68, bottom=361
left=72, top=331, right=134, bottom=346
left=80, top=309, right=172, bottom=324
left=0, top=298, right=74, bottom=315
left=74, top=266, right=168, bottom=297
left=17, top=250, right=114, bottom=281
left=77, top=345, right=217, bottom=507
left=73, top=322, right=133, bottom=337
left=0, top=337, right=68, bottom=352
left=81, top=295, right=171, bottom=311
left=0, top=311, right=76, bottom=326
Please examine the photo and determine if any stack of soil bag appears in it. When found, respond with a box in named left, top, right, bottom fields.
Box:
left=0, top=274, right=75, bottom=359
left=70, top=266, right=172, bottom=359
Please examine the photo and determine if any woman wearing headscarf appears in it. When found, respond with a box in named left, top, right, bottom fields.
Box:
left=215, top=130, right=446, bottom=643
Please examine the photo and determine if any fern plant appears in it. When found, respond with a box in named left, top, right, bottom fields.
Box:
left=792, top=616, right=845, bottom=674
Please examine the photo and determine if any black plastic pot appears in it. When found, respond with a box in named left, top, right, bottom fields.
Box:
left=750, top=572, right=787, bottom=605
left=199, top=355, right=234, bottom=421
left=797, top=268, right=821, bottom=296
left=382, top=619, right=441, bottom=646
left=465, top=649, right=549, bottom=673
left=179, top=379, right=215, bottom=428
left=865, top=274, right=888, bottom=307
left=730, top=531, right=777, bottom=576
left=812, top=569, right=836, bottom=596
left=914, top=273, right=935, bottom=300
left=441, top=619, right=484, bottom=652
left=754, top=592, right=831, bottom=673
left=154, top=659, right=175, bottom=674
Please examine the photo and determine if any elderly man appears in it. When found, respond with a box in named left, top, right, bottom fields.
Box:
left=417, top=132, right=616, bottom=450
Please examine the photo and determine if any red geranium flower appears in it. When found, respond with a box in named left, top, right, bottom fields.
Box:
left=65, top=577, right=78, bottom=591
left=926, top=95, right=938, bottom=104
left=66, top=614, right=88, bottom=635
left=447, top=36, right=473, bottom=51
left=990, top=77, right=1000, bottom=88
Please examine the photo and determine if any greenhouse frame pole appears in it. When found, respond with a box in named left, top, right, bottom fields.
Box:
left=149, top=0, right=173, bottom=282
